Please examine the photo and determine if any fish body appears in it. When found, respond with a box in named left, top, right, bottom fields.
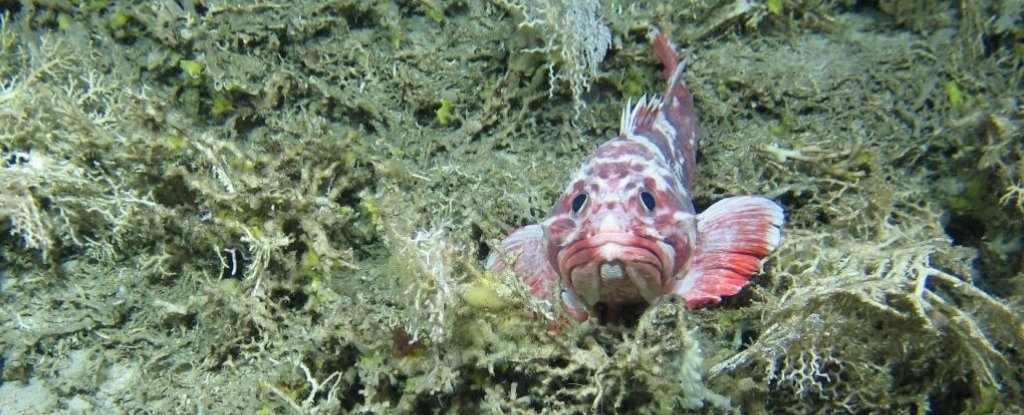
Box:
left=488, top=31, right=784, bottom=324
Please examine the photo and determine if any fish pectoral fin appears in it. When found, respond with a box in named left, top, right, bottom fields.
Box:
left=669, top=196, right=785, bottom=308
left=560, top=290, right=590, bottom=323
left=486, top=224, right=558, bottom=302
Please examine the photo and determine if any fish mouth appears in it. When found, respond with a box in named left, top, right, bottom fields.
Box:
left=558, top=233, right=674, bottom=307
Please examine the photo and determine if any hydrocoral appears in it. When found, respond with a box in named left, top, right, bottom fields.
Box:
left=497, top=0, right=611, bottom=115
left=471, top=294, right=734, bottom=413
left=0, top=152, right=81, bottom=256
left=708, top=228, right=1024, bottom=413
left=389, top=226, right=459, bottom=344
left=0, top=30, right=157, bottom=261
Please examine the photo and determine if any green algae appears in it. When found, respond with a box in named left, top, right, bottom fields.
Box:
left=1, top=1, right=1023, bottom=414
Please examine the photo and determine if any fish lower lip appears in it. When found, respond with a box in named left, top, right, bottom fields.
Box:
left=600, top=262, right=625, bottom=280
left=630, top=266, right=662, bottom=304
left=572, top=270, right=601, bottom=305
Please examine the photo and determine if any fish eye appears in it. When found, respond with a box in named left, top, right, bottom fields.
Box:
left=571, top=193, right=587, bottom=214
left=639, top=191, right=656, bottom=211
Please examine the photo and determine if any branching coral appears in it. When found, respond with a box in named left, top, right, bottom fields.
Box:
left=241, top=224, right=294, bottom=296
left=0, top=152, right=78, bottom=256
left=389, top=226, right=461, bottom=344
left=497, top=0, right=611, bottom=115
left=266, top=361, right=345, bottom=414
left=470, top=295, right=732, bottom=413
left=0, top=33, right=158, bottom=260
left=998, top=162, right=1024, bottom=216
left=710, top=231, right=1024, bottom=412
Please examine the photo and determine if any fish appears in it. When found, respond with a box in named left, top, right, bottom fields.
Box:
left=487, top=30, right=784, bottom=324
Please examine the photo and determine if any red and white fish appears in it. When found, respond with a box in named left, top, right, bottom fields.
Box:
left=487, top=31, right=784, bottom=324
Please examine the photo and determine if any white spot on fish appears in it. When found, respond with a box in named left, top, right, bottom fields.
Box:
left=601, top=262, right=625, bottom=280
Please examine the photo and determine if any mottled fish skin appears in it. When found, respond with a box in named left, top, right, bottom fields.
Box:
left=488, top=30, right=784, bottom=324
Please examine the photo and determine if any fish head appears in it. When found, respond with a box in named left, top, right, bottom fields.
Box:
left=540, top=142, right=696, bottom=313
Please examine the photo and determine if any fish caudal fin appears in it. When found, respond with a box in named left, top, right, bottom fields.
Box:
left=486, top=225, right=557, bottom=302
left=670, top=196, right=784, bottom=308
left=650, top=28, right=679, bottom=80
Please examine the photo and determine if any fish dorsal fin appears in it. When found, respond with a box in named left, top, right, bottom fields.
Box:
left=619, top=28, right=686, bottom=140
left=619, top=94, right=664, bottom=138
left=617, top=56, right=698, bottom=189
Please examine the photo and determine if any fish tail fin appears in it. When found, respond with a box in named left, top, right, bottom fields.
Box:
left=649, top=28, right=679, bottom=80
left=670, top=196, right=784, bottom=308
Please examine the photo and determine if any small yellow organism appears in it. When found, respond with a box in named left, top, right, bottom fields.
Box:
left=462, top=274, right=509, bottom=310
left=435, top=99, right=453, bottom=126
